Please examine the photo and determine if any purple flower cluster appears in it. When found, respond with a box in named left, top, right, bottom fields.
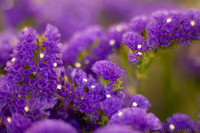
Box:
left=123, top=9, right=200, bottom=63
left=108, top=108, right=162, bottom=132
left=164, top=113, right=195, bottom=133
left=62, top=23, right=128, bottom=77
left=0, top=7, right=200, bottom=133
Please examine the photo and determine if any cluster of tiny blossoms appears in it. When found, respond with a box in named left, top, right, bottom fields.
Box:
left=0, top=9, right=199, bottom=133
left=123, top=9, right=200, bottom=63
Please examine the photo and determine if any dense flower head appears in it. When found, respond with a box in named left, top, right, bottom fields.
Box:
left=94, top=124, right=140, bottom=133
left=163, top=113, right=195, bottom=133
left=123, top=9, right=200, bottom=63
left=25, top=119, right=77, bottom=133
left=129, top=94, right=151, bottom=111
left=108, top=107, right=162, bottom=132
left=0, top=24, right=63, bottom=123
left=91, top=60, right=125, bottom=81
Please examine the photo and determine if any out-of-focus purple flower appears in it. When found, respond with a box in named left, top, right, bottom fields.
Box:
left=0, top=30, right=17, bottom=68
left=92, top=60, right=125, bottom=81
left=130, top=16, right=149, bottom=34
left=101, top=96, right=124, bottom=118
left=129, top=94, right=151, bottom=111
left=25, top=119, right=77, bottom=133
left=62, top=26, right=104, bottom=65
left=94, top=124, right=140, bottom=133
left=163, top=113, right=195, bottom=133
left=5, top=113, right=32, bottom=133
left=108, top=108, right=162, bottom=132
left=107, top=23, right=128, bottom=48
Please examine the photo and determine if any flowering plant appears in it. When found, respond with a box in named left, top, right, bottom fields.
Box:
left=0, top=1, right=200, bottom=133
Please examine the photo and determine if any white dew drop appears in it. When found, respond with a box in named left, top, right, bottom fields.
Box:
left=132, top=102, right=138, bottom=107
left=116, top=25, right=123, bottom=32
left=138, top=52, right=142, bottom=55
left=169, top=124, right=175, bottom=131
left=166, top=18, right=172, bottom=23
left=75, top=62, right=81, bottom=68
left=191, top=20, right=195, bottom=26
left=53, top=62, right=57, bottom=67
left=7, top=117, right=11, bottom=123
left=24, top=106, right=29, bottom=112
left=57, top=84, right=62, bottom=90
left=83, top=78, right=88, bottom=82
left=118, top=111, right=123, bottom=116
left=137, top=44, right=142, bottom=49
left=91, top=85, right=95, bottom=89
left=11, top=58, right=16, bottom=62
left=106, top=94, right=111, bottom=98
left=109, top=39, right=115, bottom=46
left=40, top=53, right=44, bottom=59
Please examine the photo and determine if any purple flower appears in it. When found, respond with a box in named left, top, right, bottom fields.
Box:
left=130, top=16, right=149, bottom=33
left=25, top=119, right=77, bottom=133
left=107, top=23, right=128, bottom=48
left=5, top=113, right=32, bottom=133
left=101, top=96, right=124, bottom=118
left=122, top=32, right=144, bottom=51
left=108, top=108, right=162, bottom=132
left=164, top=113, right=195, bottom=133
left=129, top=94, right=151, bottom=111
left=94, top=124, right=140, bottom=133
left=0, top=30, right=17, bottom=68
left=92, top=60, right=125, bottom=81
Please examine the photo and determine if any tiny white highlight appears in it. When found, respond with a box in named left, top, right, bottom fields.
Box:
left=24, top=106, right=29, bottom=112
left=75, top=62, right=81, bottom=68
left=11, top=58, right=16, bottom=62
left=137, top=44, right=142, bottom=49
left=7, top=117, right=11, bottom=123
left=118, top=111, right=123, bottom=116
left=106, top=94, right=111, bottom=98
left=116, top=25, right=123, bottom=32
left=91, top=85, right=95, bottom=89
left=169, top=124, right=175, bottom=131
left=166, top=18, right=172, bottom=23
left=109, top=39, right=115, bottom=46
left=132, top=102, right=138, bottom=107
left=138, top=52, right=142, bottom=55
left=83, top=78, right=88, bottom=82
left=53, top=62, right=57, bottom=67
left=57, top=84, right=62, bottom=90
left=40, top=53, right=44, bottom=59
left=191, top=20, right=195, bottom=26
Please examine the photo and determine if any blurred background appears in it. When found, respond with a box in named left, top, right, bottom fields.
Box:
left=0, top=0, right=200, bottom=122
